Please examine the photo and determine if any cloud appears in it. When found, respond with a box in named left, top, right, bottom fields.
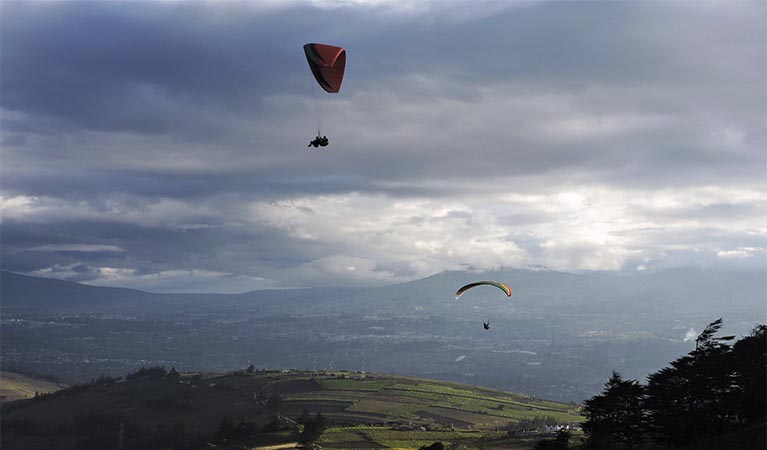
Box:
left=23, top=244, right=125, bottom=253
left=83, top=268, right=278, bottom=294
left=5, top=180, right=764, bottom=289
left=1, top=0, right=764, bottom=291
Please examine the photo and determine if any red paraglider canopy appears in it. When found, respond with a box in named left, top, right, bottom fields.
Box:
left=304, top=43, right=346, bottom=93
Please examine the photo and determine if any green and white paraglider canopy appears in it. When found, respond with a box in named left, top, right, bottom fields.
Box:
left=454, top=281, right=512, bottom=300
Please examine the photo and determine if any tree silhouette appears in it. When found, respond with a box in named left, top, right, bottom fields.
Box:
left=730, top=324, right=766, bottom=424
left=215, top=416, right=236, bottom=440
left=419, top=443, right=445, bottom=450
left=583, top=372, right=645, bottom=450
left=297, top=408, right=311, bottom=425
left=165, top=367, right=181, bottom=384
left=694, top=318, right=734, bottom=351
left=266, top=393, right=284, bottom=412
left=585, top=319, right=766, bottom=449
left=299, top=412, right=328, bottom=443
left=646, top=318, right=738, bottom=446
left=534, top=429, right=570, bottom=450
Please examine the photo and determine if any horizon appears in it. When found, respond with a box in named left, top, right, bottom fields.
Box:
left=3, top=264, right=763, bottom=296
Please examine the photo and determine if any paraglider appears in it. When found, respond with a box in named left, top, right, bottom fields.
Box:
left=454, top=281, right=512, bottom=330
left=304, top=43, right=346, bottom=148
left=454, top=281, right=512, bottom=300
left=308, top=136, right=329, bottom=148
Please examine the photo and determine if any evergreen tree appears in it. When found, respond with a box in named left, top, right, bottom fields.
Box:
left=730, top=324, right=766, bottom=424
left=419, top=443, right=445, bottom=450
left=299, top=412, right=328, bottom=443
left=215, top=416, right=236, bottom=440
left=297, top=408, right=311, bottom=425
left=646, top=318, right=737, bottom=446
left=582, top=372, right=645, bottom=450
left=266, top=393, right=284, bottom=412
left=644, top=362, right=693, bottom=448
left=583, top=320, right=766, bottom=449
left=534, top=429, right=570, bottom=450
left=165, top=367, right=181, bottom=384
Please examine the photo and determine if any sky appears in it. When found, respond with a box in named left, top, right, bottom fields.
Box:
left=1, top=0, right=765, bottom=293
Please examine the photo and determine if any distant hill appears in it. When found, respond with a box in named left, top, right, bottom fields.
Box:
left=2, top=268, right=763, bottom=317
left=1, top=270, right=156, bottom=313
left=2, top=268, right=764, bottom=403
left=0, top=371, right=64, bottom=403
left=1, top=369, right=582, bottom=450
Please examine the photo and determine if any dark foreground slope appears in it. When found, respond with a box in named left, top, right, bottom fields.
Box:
left=1, top=369, right=582, bottom=450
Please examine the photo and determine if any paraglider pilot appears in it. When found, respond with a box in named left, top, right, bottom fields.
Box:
left=483, top=321, right=490, bottom=330
left=308, top=136, right=329, bottom=148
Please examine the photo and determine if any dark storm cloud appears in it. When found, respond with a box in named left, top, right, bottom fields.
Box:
left=1, top=215, right=326, bottom=280
left=1, top=1, right=764, bottom=290
left=2, top=3, right=304, bottom=132
left=2, top=0, right=763, bottom=186
left=0, top=165, right=386, bottom=200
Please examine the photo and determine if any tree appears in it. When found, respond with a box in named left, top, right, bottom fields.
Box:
left=644, top=364, right=691, bottom=448
left=266, top=393, right=284, bottom=413
left=126, top=366, right=167, bottom=380
left=299, top=412, right=328, bottom=444
left=534, top=430, right=570, bottom=450
left=215, top=416, right=236, bottom=440
left=584, top=320, right=766, bottom=449
left=246, top=364, right=256, bottom=374
left=646, top=318, right=738, bottom=446
left=730, top=324, right=766, bottom=424
left=165, top=367, right=180, bottom=384
left=694, top=318, right=735, bottom=351
left=297, top=408, right=311, bottom=425
left=582, top=372, right=645, bottom=450
left=419, top=443, right=445, bottom=450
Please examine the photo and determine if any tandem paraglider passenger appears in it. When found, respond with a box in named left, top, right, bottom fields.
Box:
left=308, top=135, right=329, bottom=148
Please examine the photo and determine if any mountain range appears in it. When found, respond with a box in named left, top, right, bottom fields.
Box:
left=1, top=268, right=763, bottom=402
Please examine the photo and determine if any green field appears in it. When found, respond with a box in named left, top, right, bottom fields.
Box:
left=0, top=371, right=64, bottom=403
left=2, top=369, right=582, bottom=450
left=276, top=373, right=583, bottom=427
left=318, top=425, right=579, bottom=450
left=268, top=371, right=583, bottom=448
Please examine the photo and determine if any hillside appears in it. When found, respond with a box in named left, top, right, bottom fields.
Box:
left=1, top=369, right=582, bottom=450
left=2, top=269, right=764, bottom=402
left=0, top=371, right=65, bottom=402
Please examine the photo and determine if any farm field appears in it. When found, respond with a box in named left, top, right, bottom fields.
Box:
left=0, top=371, right=64, bottom=403
left=2, top=369, right=583, bottom=450
left=270, top=371, right=583, bottom=428
left=256, top=370, right=584, bottom=448
left=317, top=426, right=555, bottom=449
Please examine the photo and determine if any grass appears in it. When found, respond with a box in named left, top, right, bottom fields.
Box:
left=0, top=371, right=64, bottom=402
left=320, top=378, right=394, bottom=392
left=369, top=384, right=581, bottom=424
left=2, top=369, right=583, bottom=450
left=321, top=426, right=552, bottom=449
